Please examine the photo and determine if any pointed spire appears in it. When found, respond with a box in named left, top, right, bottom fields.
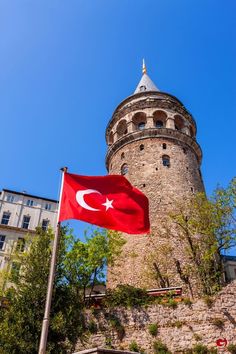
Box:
left=142, top=58, right=147, bottom=74
left=134, top=60, right=159, bottom=94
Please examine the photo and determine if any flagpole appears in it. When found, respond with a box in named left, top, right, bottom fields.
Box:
left=38, top=167, right=68, bottom=354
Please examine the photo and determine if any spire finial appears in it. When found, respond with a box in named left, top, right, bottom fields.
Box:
left=142, top=58, right=147, bottom=74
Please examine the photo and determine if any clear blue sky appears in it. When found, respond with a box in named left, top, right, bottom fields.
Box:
left=0, top=1, right=235, bottom=239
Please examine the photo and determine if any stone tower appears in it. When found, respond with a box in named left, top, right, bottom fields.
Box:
left=105, top=62, right=205, bottom=294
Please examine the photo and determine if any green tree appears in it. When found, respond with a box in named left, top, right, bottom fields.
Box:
left=170, top=178, right=236, bottom=295
left=148, top=177, right=236, bottom=296
left=64, top=228, right=125, bottom=302
left=0, top=226, right=125, bottom=353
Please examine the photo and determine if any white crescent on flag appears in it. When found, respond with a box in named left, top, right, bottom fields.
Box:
left=76, top=189, right=101, bottom=211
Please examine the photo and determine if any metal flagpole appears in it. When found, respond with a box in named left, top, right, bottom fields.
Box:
left=38, top=167, right=68, bottom=354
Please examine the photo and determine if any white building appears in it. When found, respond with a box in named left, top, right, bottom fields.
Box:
left=0, top=189, right=58, bottom=272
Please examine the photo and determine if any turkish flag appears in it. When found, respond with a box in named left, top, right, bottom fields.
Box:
left=59, top=172, right=150, bottom=234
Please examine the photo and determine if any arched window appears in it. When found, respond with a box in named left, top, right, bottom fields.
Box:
left=132, top=112, right=147, bottom=131
left=138, top=122, right=146, bottom=130
left=153, top=110, right=167, bottom=128
left=162, top=155, right=170, bottom=167
left=162, top=143, right=167, bottom=149
left=174, top=115, right=184, bottom=131
left=190, top=126, right=195, bottom=138
left=121, top=164, right=128, bottom=175
left=139, top=144, right=144, bottom=151
left=108, top=131, right=114, bottom=145
left=117, top=120, right=128, bottom=139
left=156, top=120, right=163, bottom=128
left=121, top=152, right=125, bottom=159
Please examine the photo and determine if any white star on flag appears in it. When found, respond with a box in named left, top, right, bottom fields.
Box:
left=102, top=198, right=114, bottom=211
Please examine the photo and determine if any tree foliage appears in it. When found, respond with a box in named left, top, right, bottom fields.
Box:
left=0, top=226, right=125, bottom=353
left=149, top=177, right=236, bottom=296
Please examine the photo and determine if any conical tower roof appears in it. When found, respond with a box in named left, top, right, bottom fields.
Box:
left=134, top=59, right=159, bottom=94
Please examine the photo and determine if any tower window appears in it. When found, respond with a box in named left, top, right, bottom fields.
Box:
left=121, top=164, right=128, bottom=175
left=175, top=124, right=180, bottom=130
left=1, top=212, right=11, bottom=225
left=139, top=144, right=144, bottom=151
left=183, top=148, right=187, bottom=154
left=121, top=152, right=125, bottom=159
left=138, top=122, right=146, bottom=130
left=139, top=85, right=146, bottom=91
left=162, top=155, right=170, bottom=167
left=156, top=120, right=163, bottom=128
left=162, top=143, right=167, bottom=149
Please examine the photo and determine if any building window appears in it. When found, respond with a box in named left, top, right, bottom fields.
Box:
left=26, top=199, right=34, bottom=207
left=121, top=152, right=125, bottom=159
left=6, top=195, right=14, bottom=203
left=16, top=238, right=25, bottom=252
left=162, top=143, right=167, bottom=149
left=121, top=164, right=128, bottom=175
left=22, top=215, right=30, bottom=229
left=1, top=212, right=11, bottom=225
left=162, top=155, right=170, bottom=167
left=42, top=219, right=49, bottom=231
left=45, top=203, right=51, bottom=211
left=0, top=235, right=6, bottom=250
left=138, top=122, right=146, bottom=130
left=156, top=120, right=163, bottom=128
left=183, top=148, right=187, bottom=154
left=140, top=144, right=144, bottom=151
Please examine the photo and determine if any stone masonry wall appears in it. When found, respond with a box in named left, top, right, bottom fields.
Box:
left=106, top=136, right=205, bottom=294
left=75, top=281, right=236, bottom=354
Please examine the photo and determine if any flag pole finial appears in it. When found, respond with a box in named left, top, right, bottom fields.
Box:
left=60, top=167, right=68, bottom=173
left=142, top=59, right=147, bottom=74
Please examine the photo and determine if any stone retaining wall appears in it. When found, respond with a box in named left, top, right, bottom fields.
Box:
left=75, top=281, right=236, bottom=353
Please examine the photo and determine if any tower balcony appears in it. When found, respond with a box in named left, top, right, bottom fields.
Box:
left=105, top=127, right=202, bottom=170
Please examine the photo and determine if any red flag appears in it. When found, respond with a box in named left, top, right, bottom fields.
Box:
left=59, top=172, right=150, bottom=234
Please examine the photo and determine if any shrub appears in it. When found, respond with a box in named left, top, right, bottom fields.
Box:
left=172, top=320, right=184, bottom=328
left=148, top=323, right=158, bottom=336
left=184, top=347, right=217, bottom=354
left=192, top=344, right=209, bottom=354
left=129, top=340, right=139, bottom=352
left=109, top=315, right=125, bottom=340
left=208, top=349, right=217, bottom=354
left=228, top=344, right=236, bottom=354
left=153, top=340, right=172, bottom=354
left=193, top=333, right=202, bottom=341
left=105, top=284, right=150, bottom=308
left=87, top=320, right=97, bottom=334
left=166, top=298, right=178, bottom=309
left=105, top=337, right=113, bottom=349
left=203, top=295, right=214, bottom=308
left=211, top=318, right=224, bottom=328
left=183, top=297, right=193, bottom=306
